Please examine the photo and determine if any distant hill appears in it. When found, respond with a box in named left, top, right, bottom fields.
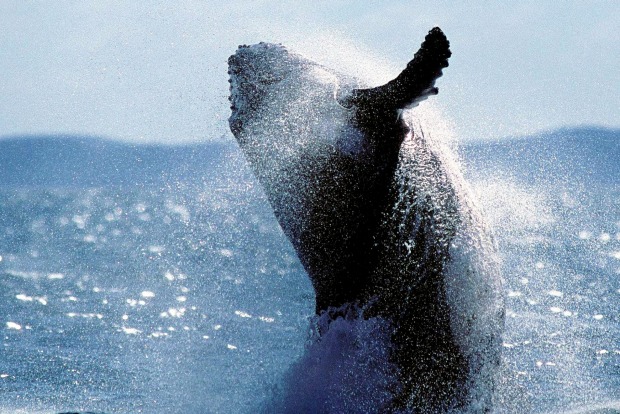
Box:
left=0, top=127, right=617, bottom=188
left=458, top=127, right=620, bottom=185
left=0, top=135, right=235, bottom=188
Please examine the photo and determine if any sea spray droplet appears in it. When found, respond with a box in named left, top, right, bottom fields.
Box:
left=148, top=245, right=164, bottom=254
left=16, top=294, right=33, bottom=302
left=578, top=231, right=591, bottom=240
left=234, top=310, right=252, bottom=318
left=219, top=248, right=233, bottom=257
left=6, top=322, right=21, bottom=330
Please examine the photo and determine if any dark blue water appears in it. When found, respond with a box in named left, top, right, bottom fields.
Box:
left=0, top=129, right=618, bottom=413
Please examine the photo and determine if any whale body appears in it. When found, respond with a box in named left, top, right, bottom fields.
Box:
left=228, top=28, right=504, bottom=412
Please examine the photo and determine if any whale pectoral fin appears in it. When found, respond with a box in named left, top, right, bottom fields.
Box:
left=340, top=27, right=451, bottom=112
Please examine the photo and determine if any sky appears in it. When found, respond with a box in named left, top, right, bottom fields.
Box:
left=0, top=1, right=618, bottom=144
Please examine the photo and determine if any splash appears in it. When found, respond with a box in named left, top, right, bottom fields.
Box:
left=265, top=307, right=400, bottom=414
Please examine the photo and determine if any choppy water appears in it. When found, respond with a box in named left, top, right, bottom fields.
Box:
left=0, top=177, right=314, bottom=413
left=0, top=132, right=619, bottom=413
left=479, top=179, right=620, bottom=412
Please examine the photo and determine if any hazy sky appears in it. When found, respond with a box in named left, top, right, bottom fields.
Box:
left=1, top=1, right=618, bottom=143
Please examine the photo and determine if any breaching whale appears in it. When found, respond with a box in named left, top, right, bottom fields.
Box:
left=228, top=28, right=504, bottom=412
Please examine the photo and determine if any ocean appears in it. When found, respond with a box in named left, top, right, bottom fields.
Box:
left=0, top=127, right=618, bottom=413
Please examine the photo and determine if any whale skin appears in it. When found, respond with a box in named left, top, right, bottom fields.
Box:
left=228, top=28, right=504, bottom=412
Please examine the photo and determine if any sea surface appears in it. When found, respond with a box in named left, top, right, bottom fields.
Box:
left=0, top=128, right=618, bottom=413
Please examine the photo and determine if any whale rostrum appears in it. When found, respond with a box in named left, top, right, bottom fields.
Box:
left=228, top=27, right=504, bottom=412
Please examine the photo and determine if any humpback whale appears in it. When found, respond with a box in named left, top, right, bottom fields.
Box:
left=228, top=28, right=504, bottom=412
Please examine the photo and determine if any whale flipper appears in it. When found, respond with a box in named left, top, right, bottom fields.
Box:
left=340, top=27, right=451, bottom=113
left=228, top=27, right=504, bottom=412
